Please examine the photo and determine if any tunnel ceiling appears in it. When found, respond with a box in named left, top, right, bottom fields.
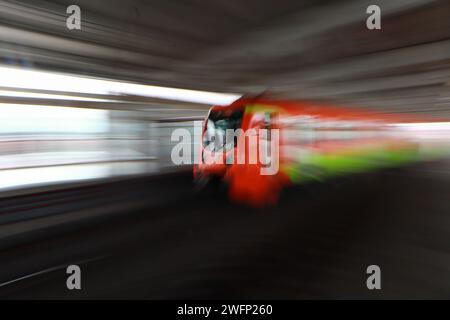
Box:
left=0, top=0, right=450, bottom=117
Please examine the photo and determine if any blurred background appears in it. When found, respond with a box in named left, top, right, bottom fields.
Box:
left=0, top=0, right=450, bottom=299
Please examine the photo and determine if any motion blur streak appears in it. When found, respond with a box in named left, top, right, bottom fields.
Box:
left=0, top=66, right=241, bottom=105
left=0, top=0, right=450, bottom=299
left=0, top=90, right=117, bottom=102
left=0, top=64, right=238, bottom=191
left=194, top=98, right=450, bottom=206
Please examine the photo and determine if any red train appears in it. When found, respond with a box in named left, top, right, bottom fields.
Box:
left=194, top=97, right=446, bottom=206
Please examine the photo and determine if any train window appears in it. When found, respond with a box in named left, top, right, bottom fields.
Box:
left=204, top=109, right=244, bottom=149
left=207, top=109, right=243, bottom=132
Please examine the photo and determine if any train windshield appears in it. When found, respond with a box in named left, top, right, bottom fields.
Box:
left=207, top=109, right=243, bottom=132
left=204, top=109, right=244, bottom=149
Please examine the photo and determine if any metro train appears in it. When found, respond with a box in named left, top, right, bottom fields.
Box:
left=193, top=97, right=445, bottom=206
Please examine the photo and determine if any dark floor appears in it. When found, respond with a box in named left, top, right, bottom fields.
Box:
left=0, top=160, right=450, bottom=299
